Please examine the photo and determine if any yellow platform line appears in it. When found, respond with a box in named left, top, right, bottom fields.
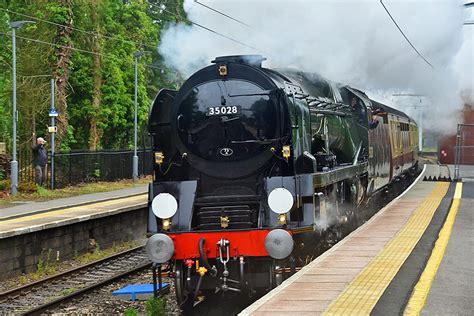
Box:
left=0, top=194, right=146, bottom=225
left=404, top=182, right=463, bottom=316
left=323, top=182, right=450, bottom=316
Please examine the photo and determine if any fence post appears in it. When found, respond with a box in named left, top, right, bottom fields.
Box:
left=50, top=78, right=56, bottom=189
left=68, top=152, right=72, bottom=186
left=142, top=131, right=146, bottom=177
left=454, top=124, right=461, bottom=181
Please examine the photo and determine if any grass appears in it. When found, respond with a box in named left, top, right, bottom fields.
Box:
left=13, top=240, right=141, bottom=285
left=123, top=297, right=167, bottom=316
left=59, top=287, right=78, bottom=296
left=124, top=308, right=139, bottom=316
left=0, top=176, right=151, bottom=207
left=75, top=240, right=141, bottom=264
left=145, top=297, right=167, bottom=316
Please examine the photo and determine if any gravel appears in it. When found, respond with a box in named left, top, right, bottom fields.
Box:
left=0, top=259, right=80, bottom=293
left=45, top=269, right=181, bottom=315
left=0, top=241, right=182, bottom=315
left=0, top=241, right=145, bottom=293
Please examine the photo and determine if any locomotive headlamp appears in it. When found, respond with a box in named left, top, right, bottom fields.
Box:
left=152, top=193, right=178, bottom=219
left=268, top=188, right=294, bottom=214
left=162, top=218, right=171, bottom=230
left=264, top=229, right=294, bottom=259
left=278, top=214, right=287, bottom=225
left=218, top=65, right=228, bottom=76
left=145, top=233, right=174, bottom=263
left=155, top=152, right=164, bottom=165
left=282, top=146, right=291, bottom=160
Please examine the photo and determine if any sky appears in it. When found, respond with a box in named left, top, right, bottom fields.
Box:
left=158, top=0, right=474, bottom=134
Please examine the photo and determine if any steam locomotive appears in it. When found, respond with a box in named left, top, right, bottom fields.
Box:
left=145, top=55, right=419, bottom=305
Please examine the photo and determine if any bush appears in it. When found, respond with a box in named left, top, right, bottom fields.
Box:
left=0, top=179, right=9, bottom=191
left=124, top=308, right=138, bottom=316
left=145, top=297, right=166, bottom=316
left=36, top=185, right=52, bottom=197
left=18, top=181, right=37, bottom=193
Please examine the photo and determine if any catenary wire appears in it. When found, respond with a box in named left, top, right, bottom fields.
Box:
left=2, top=5, right=259, bottom=53
left=0, top=7, right=157, bottom=50
left=0, top=31, right=104, bottom=56
left=379, top=0, right=434, bottom=68
left=149, top=2, right=262, bottom=52
left=2, top=5, right=261, bottom=55
left=193, top=0, right=252, bottom=28
left=0, top=31, right=162, bottom=70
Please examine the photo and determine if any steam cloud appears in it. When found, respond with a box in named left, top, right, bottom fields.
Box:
left=159, top=0, right=473, bottom=134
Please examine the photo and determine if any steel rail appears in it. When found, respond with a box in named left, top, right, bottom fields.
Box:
left=0, top=245, right=145, bottom=300
left=25, top=261, right=155, bottom=316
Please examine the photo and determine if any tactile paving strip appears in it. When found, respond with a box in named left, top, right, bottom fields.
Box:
left=324, top=182, right=450, bottom=315
left=404, top=182, right=463, bottom=315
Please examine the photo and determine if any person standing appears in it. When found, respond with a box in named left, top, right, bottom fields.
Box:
left=32, top=137, right=48, bottom=186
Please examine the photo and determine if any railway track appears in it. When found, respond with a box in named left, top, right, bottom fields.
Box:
left=0, top=246, right=152, bottom=315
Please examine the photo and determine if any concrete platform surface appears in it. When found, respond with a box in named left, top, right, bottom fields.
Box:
left=422, top=182, right=474, bottom=316
left=0, top=193, right=147, bottom=239
left=0, top=185, right=147, bottom=220
left=0, top=185, right=148, bottom=239
left=240, top=165, right=461, bottom=316
left=422, top=164, right=474, bottom=181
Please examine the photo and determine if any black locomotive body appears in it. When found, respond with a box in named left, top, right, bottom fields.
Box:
left=146, top=55, right=419, bottom=305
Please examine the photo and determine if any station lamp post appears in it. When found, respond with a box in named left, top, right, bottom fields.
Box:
left=133, top=51, right=145, bottom=181
left=10, top=20, right=35, bottom=196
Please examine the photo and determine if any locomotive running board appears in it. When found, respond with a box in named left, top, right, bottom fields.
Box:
left=296, top=162, right=368, bottom=189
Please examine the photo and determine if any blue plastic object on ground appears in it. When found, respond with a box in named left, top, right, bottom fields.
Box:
left=112, top=283, right=169, bottom=301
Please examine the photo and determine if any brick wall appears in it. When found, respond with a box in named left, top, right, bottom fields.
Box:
left=0, top=207, right=147, bottom=280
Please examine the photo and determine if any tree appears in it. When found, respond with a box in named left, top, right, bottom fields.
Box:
left=0, top=0, right=187, bottom=152
left=0, top=0, right=57, bottom=151
left=49, top=0, right=74, bottom=147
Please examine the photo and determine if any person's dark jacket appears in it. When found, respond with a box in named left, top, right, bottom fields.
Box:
left=32, top=144, right=48, bottom=166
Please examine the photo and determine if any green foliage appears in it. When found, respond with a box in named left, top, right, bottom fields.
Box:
left=0, top=0, right=187, bottom=152
left=0, top=179, right=8, bottom=190
left=36, top=185, right=51, bottom=197
left=58, top=125, right=77, bottom=151
left=145, top=297, right=167, bottom=316
left=0, top=0, right=56, bottom=151
left=37, top=248, right=55, bottom=274
left=59, top=287, right=77, bottom=296
left=18, top=181, right=37, bottom=193
left=124, top=308, right=139, bottom=316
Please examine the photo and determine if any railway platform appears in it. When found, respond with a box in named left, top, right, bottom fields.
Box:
left=0, top=185, right=147, bottom=238
left=0, top=185, right=148, bottom=279
left=240, top=164, right=473, bottom=315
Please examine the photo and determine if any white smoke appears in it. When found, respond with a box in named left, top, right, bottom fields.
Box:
left=158, top=0, right=472, bottom=134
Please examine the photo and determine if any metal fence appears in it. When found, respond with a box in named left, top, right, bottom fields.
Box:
left=18, top=149, right=44, bottom=187
left=454, top=124, right=474, bottom=181
left=18, top=148, right=154, bottom=189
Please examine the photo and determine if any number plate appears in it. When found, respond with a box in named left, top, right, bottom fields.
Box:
left=206, top=105, right=241, bottom=116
